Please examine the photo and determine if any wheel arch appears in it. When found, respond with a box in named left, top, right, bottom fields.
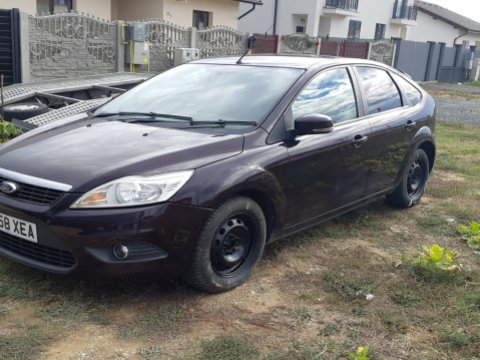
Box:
left=234, top=189, right=277, bottom=243
left=418, top=140, right=435, bottom=172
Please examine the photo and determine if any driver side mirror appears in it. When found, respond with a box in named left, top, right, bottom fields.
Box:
left=294, top=114, right=334, bottom=135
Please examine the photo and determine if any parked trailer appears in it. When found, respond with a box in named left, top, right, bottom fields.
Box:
left=1, top=73, right=151, bottom=131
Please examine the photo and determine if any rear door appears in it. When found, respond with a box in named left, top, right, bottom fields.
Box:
left=282, top=66, right=372, bottom=228
left=353, top=66, right=420, bottom=195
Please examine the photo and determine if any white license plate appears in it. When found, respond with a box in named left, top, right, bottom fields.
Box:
left=0, top=212, right=38, bottom=243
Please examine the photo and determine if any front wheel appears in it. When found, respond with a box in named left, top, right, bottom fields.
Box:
left=183, top=196, right=267, bottom=293
left=387, top=148, right=429, bottom=208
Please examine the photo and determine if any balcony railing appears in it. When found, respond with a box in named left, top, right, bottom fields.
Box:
left=325, top=0, right=359, bottom=12
left=392, top=1, right=417, bottom=20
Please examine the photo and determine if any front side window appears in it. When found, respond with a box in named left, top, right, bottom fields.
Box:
left=292, top=67, right=357, bottom=124
left=356, top=67, right=402, bottom=114
left=391, top=72, right=422, bottom=106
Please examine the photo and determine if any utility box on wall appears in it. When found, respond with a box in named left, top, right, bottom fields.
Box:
left=124, top=22, right=150, bottom=66
left=124, top=22, right=147, bottom=42
left=174, top=48, right=200, bottom=66
left=125, top=42, right=150, bottom=65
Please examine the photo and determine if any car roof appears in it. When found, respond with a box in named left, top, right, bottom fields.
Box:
left=192, top=55, right=383, bottom=70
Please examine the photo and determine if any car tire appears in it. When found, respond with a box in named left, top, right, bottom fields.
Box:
left=183, top=196, right=267, bottom=293
left=3, top=103, right=48, bottom=121
left=387, top=148, right=429, bottom=208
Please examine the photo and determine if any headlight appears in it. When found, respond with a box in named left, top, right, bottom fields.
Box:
left=70, top=170, right=194, bottom=208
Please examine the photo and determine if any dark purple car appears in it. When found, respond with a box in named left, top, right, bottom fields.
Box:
left=0, top=56, right=435, bottom=292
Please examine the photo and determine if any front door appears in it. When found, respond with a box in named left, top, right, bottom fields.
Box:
left=281, top=67, right=371, bottom=228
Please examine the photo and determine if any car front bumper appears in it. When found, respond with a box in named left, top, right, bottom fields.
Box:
left=0, top=193, right=213, bottom=281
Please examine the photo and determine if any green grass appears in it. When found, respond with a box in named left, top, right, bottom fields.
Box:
left=465, top=81, right=480, bottom=87
left=0, top=332, right=45, bottom=360
left=196, top=335, right=259, bottom=360
left=121, top=304, right=186, bottom=338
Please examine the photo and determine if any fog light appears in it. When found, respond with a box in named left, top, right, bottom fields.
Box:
left=113, top=244, right=129, bottom=260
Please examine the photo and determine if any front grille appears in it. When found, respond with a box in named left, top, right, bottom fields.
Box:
left=0, top=232, right=76, bottom=269
left=0, top=176, right=64, bottom=205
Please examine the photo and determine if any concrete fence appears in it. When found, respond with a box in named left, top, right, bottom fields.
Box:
left=15, top=11, right=480, bottom=83
left=21, top=11, right=249, bottom=82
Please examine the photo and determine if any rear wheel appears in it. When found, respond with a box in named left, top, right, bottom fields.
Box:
left=387, top=149, right=429, bottom=208
left=184, top=196, right=266, bottom=293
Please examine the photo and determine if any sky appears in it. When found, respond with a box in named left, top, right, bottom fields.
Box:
left=425, top=0, right=480, bottom=23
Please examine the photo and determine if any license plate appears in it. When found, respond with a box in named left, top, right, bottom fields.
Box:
left=0, top=212, right=38, bottom=243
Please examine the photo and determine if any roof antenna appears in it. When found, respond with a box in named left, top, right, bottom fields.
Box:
left=237, top=36, right=256, bottom=64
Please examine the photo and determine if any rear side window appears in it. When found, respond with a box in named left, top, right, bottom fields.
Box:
left=391, top=72, right=422, bottom=106
left=292, top=67, right=357, bottom=124
left=357, top=67, right=402, bottom=114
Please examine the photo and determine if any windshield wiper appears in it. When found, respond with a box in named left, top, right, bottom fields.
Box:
left=92, top=111, right=193, bottom=122
left=189, top=120, right=257, bottom=128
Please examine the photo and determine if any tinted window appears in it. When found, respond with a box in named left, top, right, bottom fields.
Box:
left=391, top=72, right=422, bottom=106
left=357, top=67, right=402, bottom=114
left=292, top=68, right=357, bottom=124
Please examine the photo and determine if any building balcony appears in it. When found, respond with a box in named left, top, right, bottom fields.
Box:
left=390, top=2, right=417, bottom=25
left=323, top=0, right=359, bottom=17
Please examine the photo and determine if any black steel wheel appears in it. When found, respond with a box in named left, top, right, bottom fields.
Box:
left=183, top=196, right=266, bottom=293
left=387, top=148, right=429, bottom=208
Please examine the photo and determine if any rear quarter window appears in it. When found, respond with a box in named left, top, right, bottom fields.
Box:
left=356, top=66, right=402, bottom=114
left=391, top=72, right=422, bottom=106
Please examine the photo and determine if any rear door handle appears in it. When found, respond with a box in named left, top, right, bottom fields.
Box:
left=405, top=120, right=417, bottom=131
left=352, top=134, right=368, bottom=148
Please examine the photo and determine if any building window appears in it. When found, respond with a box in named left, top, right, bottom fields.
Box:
left=374, top=23, right=386, bottom=40
left=296, top=26, right=305, bottom=34
left=37, top=0, right=73, bottom=14
left=193, top=10, right=210, bottom=30
left=348, top=20, right=362, bottom=40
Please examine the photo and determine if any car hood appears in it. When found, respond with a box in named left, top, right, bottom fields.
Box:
left=0, top=117, right=244, bottom=192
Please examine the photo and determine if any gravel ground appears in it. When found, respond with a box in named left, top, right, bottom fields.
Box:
left=419, top=82, right=480, bottom=126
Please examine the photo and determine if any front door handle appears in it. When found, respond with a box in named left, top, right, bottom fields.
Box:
left=405, top=120, right=417, bottom=131
left=352, top=134, right=368, bottom=148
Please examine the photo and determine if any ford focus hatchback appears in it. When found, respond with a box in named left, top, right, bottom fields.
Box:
left=0, top=56, right=435, bottom=293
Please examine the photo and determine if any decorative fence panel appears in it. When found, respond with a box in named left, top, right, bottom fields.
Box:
left=368, top=40, right=395, bottom=66
left=29, top=12, right=118, bottom=81
left=196, top=26, right=248, bottom=58
left=146, top=21, right=191, bottom=73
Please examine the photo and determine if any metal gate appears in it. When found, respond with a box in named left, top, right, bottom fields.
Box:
left=252, top=34, right=278, bottom=54
left=0, top=8, right=21, bottom=86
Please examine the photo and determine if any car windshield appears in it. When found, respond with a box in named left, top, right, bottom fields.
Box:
left=94, top=63, right=304, bottom=126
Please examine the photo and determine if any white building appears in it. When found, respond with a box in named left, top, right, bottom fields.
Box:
left=239, top=0, right=480, bottom=46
